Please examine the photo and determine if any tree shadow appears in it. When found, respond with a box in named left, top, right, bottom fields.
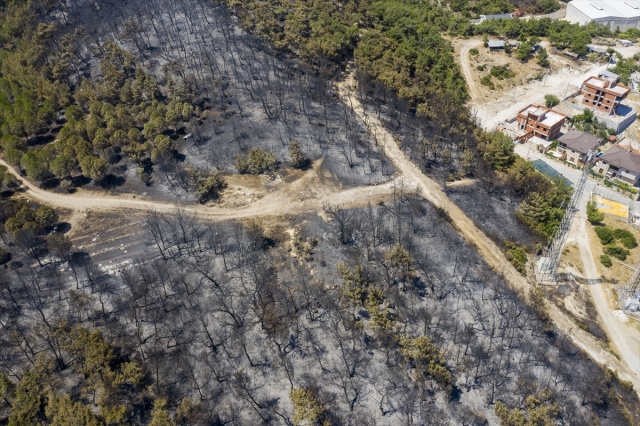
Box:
left=98, top=174, right=126, bottom=189
left=70, top=251, right=90, bottom=265
left=28, top=133, right=56, bottom=147
left=71, top=175, right=91, bottom=187
left=55, top=222, right=72, bottom=234
left=41, top=177, right=61, bottom=189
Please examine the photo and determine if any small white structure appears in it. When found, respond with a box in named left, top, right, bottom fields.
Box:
left=619, top=39, right=634, bottom=46
left=566, top=1, right=640, bottom=31
left=183, top=133, right=193, bottom=140
left=630, top=72, right=640, bottom=90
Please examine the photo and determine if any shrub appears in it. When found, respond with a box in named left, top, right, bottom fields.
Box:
left=288, top=140, right=309, bottom=169
left=469, top=48, right=479, bottom=56
left=235, top=148, right=278, bottom=175
left=290, top=387, right=325, bottom=426
left=480, top=74, right=494, bottom=89
left=476, top=64, right=485, bottom=71
left=544, top=94, right=560, bottom=108
left=504, top=241, right=528, bottom=275
left=586, top=201, right=605, bottom=224
left=595, top=227, right=615, bottom=245
left=600, top=255, right=612, bottom=268
left=613, top=228, right=637, bottom=248
left=490, top=65, right=515, bottom=80
left=605, top=245, right=630, bottom=261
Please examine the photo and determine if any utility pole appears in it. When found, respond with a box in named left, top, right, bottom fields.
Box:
left=537, top=150, right=595, bottom=283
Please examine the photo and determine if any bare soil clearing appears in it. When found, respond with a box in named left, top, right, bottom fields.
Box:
left=453, top=38, right=550, bottom=102
left=455, top=37, right=613, bottom=130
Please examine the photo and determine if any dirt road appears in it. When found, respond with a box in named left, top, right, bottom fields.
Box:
left=456, top=39, right=484, bottom=100
left=571, top=205, right=640, bottom=378
left=0, top=157, right=401, bottom=221
left=336, top=72, right=640, bottom=394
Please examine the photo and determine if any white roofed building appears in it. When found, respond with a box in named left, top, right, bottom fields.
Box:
left=566, top=1, right=640, bottom=31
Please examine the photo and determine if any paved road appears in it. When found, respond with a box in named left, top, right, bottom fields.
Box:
left=514, top=141, right=637, bottom=210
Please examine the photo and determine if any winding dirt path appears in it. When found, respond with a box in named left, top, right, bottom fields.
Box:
left=336, top=72, right=640, bottom=394
left=456, top=39, right=484, bottom=101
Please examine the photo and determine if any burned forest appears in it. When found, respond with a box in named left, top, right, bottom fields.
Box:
left=0, top=0, right=639, bottom=425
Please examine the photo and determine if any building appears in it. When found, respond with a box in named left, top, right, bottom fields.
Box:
left=487, top=40, right=505, bottom=51
left=580, top=72, right=631, bottom=115
left=480, top=13, right=513, bottom=21
left=556, top=130, right=601, bottom=165
left=587, top=45, right=608, bottom=55
left=619, top=39, right=634, bottom=47
left=595, top=144, right=640, bottom=186
left=630, top=72, right=640, bottom=90
left=566, top=1, right=640, bottom=31
left=516, top=105, right=567, bottom=141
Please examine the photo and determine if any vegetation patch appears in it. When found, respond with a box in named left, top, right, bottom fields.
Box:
left=504, top=240, right=528, bottom=275
left=235, top=148, right=278, bottom=175
left=489, top=65, right=515, bottom=80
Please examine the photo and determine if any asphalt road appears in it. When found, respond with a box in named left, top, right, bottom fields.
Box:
left=514, top=141, right=638, bottom=210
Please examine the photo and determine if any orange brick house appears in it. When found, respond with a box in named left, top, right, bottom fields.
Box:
left=581, top=71, right=631, bottom=115
left=516, top=104, right=566, bottom=140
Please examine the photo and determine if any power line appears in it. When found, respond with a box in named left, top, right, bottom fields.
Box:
left=537, top=150, right=594, bottom=283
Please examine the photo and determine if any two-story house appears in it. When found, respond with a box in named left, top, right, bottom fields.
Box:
left=516, top=104, right=566, bottom=140
left=595, top=144, right=640, bottom=187
left=556, top=130, right=601, bottom=166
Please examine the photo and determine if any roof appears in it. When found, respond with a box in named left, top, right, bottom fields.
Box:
left=583, top=76, right=631, bottom=96
left=518, top=105, right=566, bottom=127
left=558, top=130, right=601, bottom=154
left=599, top=144, right=640, bottom=174
left=487, top=40, right=505, bottom=48
left=599, top=70, right=619, bottom=80
left=481, top=13, right=513, bottom=20
left=588, top=45, right=607, bottom=54
left=568, top=1, right=640, bottom=20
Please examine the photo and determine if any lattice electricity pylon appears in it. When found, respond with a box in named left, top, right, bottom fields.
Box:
left=537, top=151, right=594, bottom=283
